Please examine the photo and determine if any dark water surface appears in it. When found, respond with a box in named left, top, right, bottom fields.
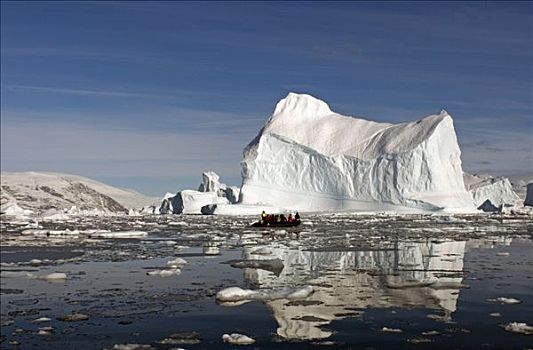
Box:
left=1, top=213, right=532, bottom=349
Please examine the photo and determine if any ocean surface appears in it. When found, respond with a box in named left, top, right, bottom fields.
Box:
left=1, top=213, right=532, bottom=349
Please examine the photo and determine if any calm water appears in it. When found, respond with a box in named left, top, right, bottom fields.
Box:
left=1, top=213, right=532, bottom=349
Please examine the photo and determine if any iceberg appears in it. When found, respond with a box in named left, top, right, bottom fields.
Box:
left=198, top=171, right=222, bottom=193
left=239, top=93, right=475, bottom=212
left=159, top=171, right=240, bottom=214
left=464, top=173, right=520, bottom=211
left=525, top=183, right=533, bottom=207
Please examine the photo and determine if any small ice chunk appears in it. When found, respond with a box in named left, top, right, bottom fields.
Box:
left=57, top=313, right=89, bottom=322
left=38, top=326, right=53, bottom=335
left=203, top=245, right=220, bottom=255
left=222, top=333, right=255, bottom=345
left=381, top=327, right=403, bottom=333
left=91, top=231, right=147, bottom=238
left=216, top=285, right=313, bottom=302
left=216, top=287, right=256, bottom=302
left=168, top=221, right=189, bottom=226
left=421, top=330, right=440, bottom=336
left=286, top=285, right=314, bottom=299
left=490, top=313, right=501, bottom=317
left=147, top=269, right=181, bottom=277
left=496, top=252, right=510, bottom=256
left=488, top=297, right=521, bottom=304
left=39, top=273, right=67, bottom=280
left=107, top=344, right=156, bottom=350
left=166, top=258, right=187, bottom=268
left=502, top=322, right=533, bottom=335
left=32, top=317, right=51, bottom=323
left=249, top=247, right=272, bottom=255
left=29, top=259, right=43, bottom=266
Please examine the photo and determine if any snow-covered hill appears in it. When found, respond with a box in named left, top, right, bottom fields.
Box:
left=240, top=93, right=474, bottom=212
left=1, top=172, right=157, bottom=214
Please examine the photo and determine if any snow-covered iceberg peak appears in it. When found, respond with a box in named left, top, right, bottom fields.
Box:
left=272, top=92, right=333, bottom=120
left=240, top=93, right=474, bottom=212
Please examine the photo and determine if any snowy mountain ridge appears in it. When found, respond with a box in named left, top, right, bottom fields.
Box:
left=1, top=171, right=157, bottom=214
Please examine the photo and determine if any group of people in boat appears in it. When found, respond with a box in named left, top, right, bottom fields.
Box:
left=260, top=211, right=300, bottom=224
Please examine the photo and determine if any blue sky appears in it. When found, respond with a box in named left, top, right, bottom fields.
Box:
left=1, top=1, right=532, bottom=196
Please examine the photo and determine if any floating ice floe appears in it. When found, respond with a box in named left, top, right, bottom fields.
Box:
left=249, top=247, right=272, bottom=255
left=203, top=244, right=220, bottom=255
left=32, top=317, right=52, bottom=323
left=157, top=331, right=202, bottom=345
left=222, top=333, right=256, bottom=345
left=37, top=326, right=53, bottom=335
left=106, top=344, right=156, bottom=350
left=496, top=252, right=510, bottom=256
left=38, top=272, right=67, bottom=281
left=29, top=259, right=43, bottom=266
left=487, top=297, right=521, bottom=304
left=90, top=231, right=148, bottom=238
left=381, top=327, right=403, bottom=333
left=57, top=313, right=89, bottom=322
left=147, top=268, right=181, bottom=277
left=501, top=322, right=533, bottom=335
left=166, top=257, right=188, bottom=268
left=216, top=285, right=313, bottom=303
left=229, top=258, right=284, bottom=275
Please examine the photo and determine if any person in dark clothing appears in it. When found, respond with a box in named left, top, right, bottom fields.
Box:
left=295, top=212, right=300, bottom=221
left=280, top=214, right=287, bottom=223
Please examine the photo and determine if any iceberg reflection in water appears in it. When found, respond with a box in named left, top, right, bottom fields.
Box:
left=239, top=239, right=472, bottom=340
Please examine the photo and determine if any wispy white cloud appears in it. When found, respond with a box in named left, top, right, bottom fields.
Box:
left=0, top=118, right=246, bottom=180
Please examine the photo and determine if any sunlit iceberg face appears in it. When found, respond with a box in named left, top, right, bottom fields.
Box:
left=241, top=239, right=467, bottom=340
left=240, top=93, right=475, bottom=212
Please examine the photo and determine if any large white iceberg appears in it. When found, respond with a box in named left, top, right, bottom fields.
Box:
left=239, top=93, right=475, bottom=212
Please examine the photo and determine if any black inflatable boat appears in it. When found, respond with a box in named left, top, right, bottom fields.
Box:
left=251, top=220, right=301, bottom=228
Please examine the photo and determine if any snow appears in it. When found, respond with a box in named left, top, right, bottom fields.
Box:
left=222, top=333, right=256, bottom=345
left=525, top=183, right=533, bottom=207
left=502, top=322, right=533, bottom=335
left=239, top=93, right=475, bottom=212
left=464, top=173, right=520, bottom=211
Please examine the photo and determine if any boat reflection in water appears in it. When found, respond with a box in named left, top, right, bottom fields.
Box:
left=239, top=239, right=474, bottom=341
